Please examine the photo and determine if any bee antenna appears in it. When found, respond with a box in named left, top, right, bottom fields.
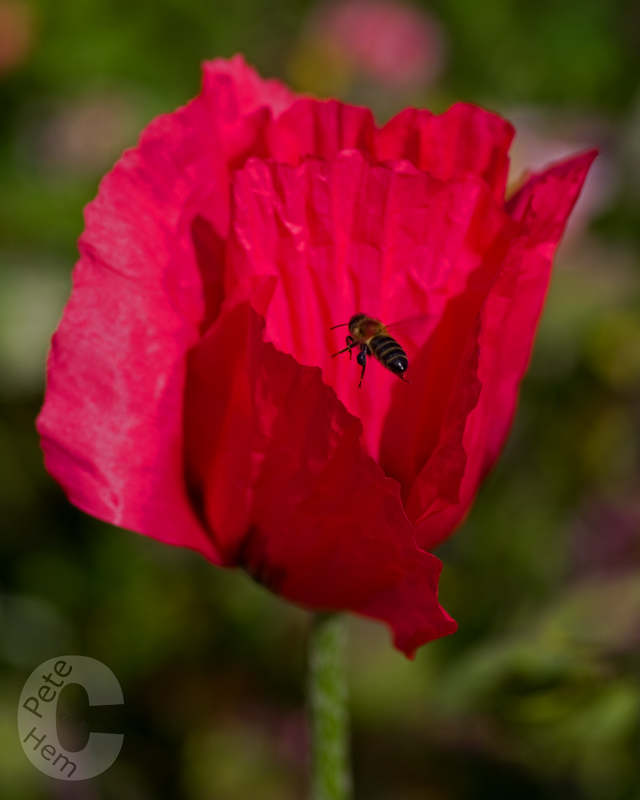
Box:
left=330, top=322, right=349, bottom=330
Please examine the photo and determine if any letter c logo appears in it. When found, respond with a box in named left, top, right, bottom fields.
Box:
left=18, top=656, right=124, bottom=780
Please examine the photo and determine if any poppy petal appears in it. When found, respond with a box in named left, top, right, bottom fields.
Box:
left=269, top=97, right=376, bottom=163
left=203, top=54, right=296, bottom=118
left=375, top=102, right=515, bottom=199
left=380, top=205, right=520, bottom=519
left=36, top=57, right=296, bottom=560
left=415, top=150, right=598, bottom=548
left=226, top=150, right=516, bottom=477
left=184, top=295, right=456, bottom=655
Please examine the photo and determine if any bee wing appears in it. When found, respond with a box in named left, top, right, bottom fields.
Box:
left=383, top=311, right=442, bottom=354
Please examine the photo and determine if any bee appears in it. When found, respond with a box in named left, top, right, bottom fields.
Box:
left=331, top=313, right=410, bottom=388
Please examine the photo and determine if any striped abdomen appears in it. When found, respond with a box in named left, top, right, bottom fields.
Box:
left=368, top=334, right=408, bottom=376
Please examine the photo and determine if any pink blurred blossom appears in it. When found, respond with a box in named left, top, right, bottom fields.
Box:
left=306, top=0, right=446, bottom=90
left=0, top=0, right=34, bottom=75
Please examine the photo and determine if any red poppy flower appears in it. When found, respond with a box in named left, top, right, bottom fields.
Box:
left=37, top=56, right=595, bottom=656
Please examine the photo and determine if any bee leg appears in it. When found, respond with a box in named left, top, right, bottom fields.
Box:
left=332, top=335, right=356, bottom=359
left=356, top=347, right=367, bottom=388
left=348, top=336, right=356, bottom=360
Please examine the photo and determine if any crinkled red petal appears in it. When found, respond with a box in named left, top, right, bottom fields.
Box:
left=227, top=150, right=516, bottom=511
left=269, top=98, right=376, bottom=163
left=415, top=150, right=598, bottom=549
left=381, top=199, right=520, bottom=520
left=202, top=54, right=297, bottom=118
left=36, top=57, right=296, bottom=559
left=375, top=102, right=515, bottom=199
left=267, top=96, right=514, bottom=200
left=184, top=295, right=456, bottom=655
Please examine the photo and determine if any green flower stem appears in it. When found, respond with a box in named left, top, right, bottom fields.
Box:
left=308, top=612, right=353, bottom=800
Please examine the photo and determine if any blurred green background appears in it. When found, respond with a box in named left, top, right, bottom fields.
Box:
left=1, top=0, right=640, bottom=797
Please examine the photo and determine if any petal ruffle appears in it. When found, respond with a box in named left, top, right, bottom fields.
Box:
left=184, top=295, right=456, bottom=655
left=36, top=58, right=297, bottom=559
left=268, top=97, right=514, bottom=201
left=375, top=102, right=515, bottom=199
left=203, top=55, right=296, bottom=118
left=270, top=98, right=376, bottom=162
left=415, top=150, right=598, bottom=548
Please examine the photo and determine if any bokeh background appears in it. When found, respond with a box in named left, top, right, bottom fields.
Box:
left=1, top=0, right=640, bottom=797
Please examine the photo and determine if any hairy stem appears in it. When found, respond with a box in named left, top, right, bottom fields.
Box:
left=308, top=612, right=352, bottom=800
